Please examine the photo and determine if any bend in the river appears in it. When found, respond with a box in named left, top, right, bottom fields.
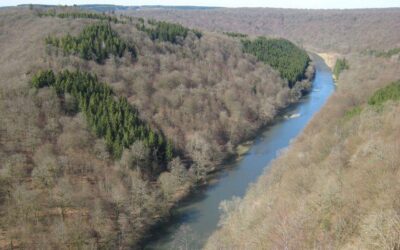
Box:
left=144, top=53, right=335, bottom=249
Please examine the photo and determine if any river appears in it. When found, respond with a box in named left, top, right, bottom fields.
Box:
left=144, top=54, right=335, bottom=249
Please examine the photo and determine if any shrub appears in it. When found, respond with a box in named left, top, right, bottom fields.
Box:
left=368, top=80, right=400, bottom=106
left=333, top=58, right=349, bottom=80
left=223, top=32, right=248, bottom=38
left=31, top=69, right=55, bottom=88
left=344, top=106, right=362, bottom=120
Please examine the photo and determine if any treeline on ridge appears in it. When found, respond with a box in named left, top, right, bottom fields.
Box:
left=45, top=22, right=136, bottom=63
left=31, top=69, right=173, bottom=162
left=363, top=47, right=400, bottom=58
left=223, top=31, right=248, bottom=38
left=37, top=9, right=120, bottom=23
left=136, top=19, right=202, bottom=44
left=241, top=37, right=310, bottom=87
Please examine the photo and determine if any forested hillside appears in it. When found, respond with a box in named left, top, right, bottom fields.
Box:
left=0, top=7, right=312, bottom=248
left=206, top=51, right=400, bottom=250
left=129, top=8, right=400, bottom=248
left=242, top=37, right=310, bottom=86
left=130, top=8, right=400, bottom=53
left=128, top=8, right=400, bottom=250
left=45, top=22, right=135, bottom=63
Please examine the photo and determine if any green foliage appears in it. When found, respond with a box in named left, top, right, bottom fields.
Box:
left=343, top=106, right=362, bottom=120
left=37, top=8, right=56, bottom=17
left=137, top=20, right=202, bottom=44
left=31, top=69, right=55, bottom=88
left=192, top=29, right=203, bottom=40
left=46, top=22, right=136, bottom=63
left=368, top=80, right=400, bottom=106
left=364, top=48, right=400, bottom=58
left=31, top=70, right=172, bottom=161
left=333, top=58, right=349, bottom=80
left=223, top=32, right=248, bottom=38
left=38, top=10, right=119, bottom=23
left=341, top=80, right=400, bottom=121
left=241, top=37, right=310, bottom=87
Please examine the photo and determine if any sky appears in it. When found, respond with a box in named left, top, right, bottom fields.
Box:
left=1, top=0, right=400, bottom=8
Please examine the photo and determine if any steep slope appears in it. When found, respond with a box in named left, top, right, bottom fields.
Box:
left=205, top=53, right=400, bottom=249
left=129, top=8, right=400, bottom=248
left=0, top=7, right=312, bottom=248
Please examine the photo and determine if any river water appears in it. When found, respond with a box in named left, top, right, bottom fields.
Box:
left=144, top=54, right=335, bottom=249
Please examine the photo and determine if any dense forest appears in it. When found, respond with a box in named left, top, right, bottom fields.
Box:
left=0, top=7, right=314, bottom=248
left=45, top=22, right=135, bottom=63
left=31, top=69, right=172, bottom=162
left=37, top=8, right=119, bottom=23
left=242, top=37, right=310, bottom=86
left=136, top=19, right=202, bottom=44
left=1, top=4, right=399, bottom=250
left=333, top=58, right=349, bottom=80
left=131, top=8, right=400, bottom=53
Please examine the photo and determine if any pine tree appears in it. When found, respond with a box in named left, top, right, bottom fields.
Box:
left=31, top=70, right=174, bottom=163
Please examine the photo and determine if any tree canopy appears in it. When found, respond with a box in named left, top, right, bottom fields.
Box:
left=37, top=10, right=120, bottom=23
left=45, top=22, right=136, bottom=63
left=333, top=58, right=349, bottom=80
left=241, top=37, right=310, bottom=87
left=32, top=69, right=173, bottom=161
left=137, top=20, right=202, bottom=44
left=223, top=32, right=248, bottom=38
left=368, top=80, right=400, bottom=106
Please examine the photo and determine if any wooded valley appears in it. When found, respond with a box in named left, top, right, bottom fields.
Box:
left=1, top=4, right=399, bottom=249
left=0, top=6, right=312, bottom=248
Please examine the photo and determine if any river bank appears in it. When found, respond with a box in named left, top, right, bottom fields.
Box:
left=205, top=52, right=400, bottom=250
left=141, top=54, right=334, bottom=249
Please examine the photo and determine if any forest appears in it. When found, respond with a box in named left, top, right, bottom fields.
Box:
left=45, top=22, right=135, bottom=63
left=131, top=8, right=400, bottom=53
left=0, top=7, right=316, bottom=248
left=242, top=37, right=310, bottom=86
left=31, top=69, right=173, bottom=162
left=137, top=19, right=202, bottom=44
left=37, top=8, right=119, bottom=23
left=131, top=6, right=400, bottom=250
left=206, top=51, right=400, bottom=250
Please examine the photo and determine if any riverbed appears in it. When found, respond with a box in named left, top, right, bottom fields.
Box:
left=144, top=54, right=335, bottom=249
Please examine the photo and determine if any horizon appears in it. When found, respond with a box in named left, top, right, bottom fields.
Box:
left=1, top=0, right=400, bottom=9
